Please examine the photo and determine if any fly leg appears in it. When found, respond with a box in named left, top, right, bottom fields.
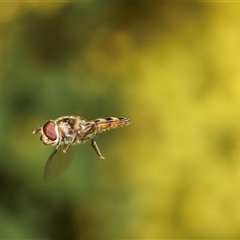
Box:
left=62, top=136, right=78, bottom=153
left=91, top=138, right=105, bottom=159
left=81, top=124, right=105, bottom=159
left=63, top=144, right=72, bottom=153
left=55, top=142, right=61, bottom=150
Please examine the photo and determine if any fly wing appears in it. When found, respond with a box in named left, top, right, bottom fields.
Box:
left=44, top=145, right=75, bottom=182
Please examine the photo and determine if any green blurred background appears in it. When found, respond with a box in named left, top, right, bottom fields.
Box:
left=1, top=2, right=240, bottom=239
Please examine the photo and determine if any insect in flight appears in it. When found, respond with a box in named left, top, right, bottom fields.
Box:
left=33, top=116, right=131, bottom=181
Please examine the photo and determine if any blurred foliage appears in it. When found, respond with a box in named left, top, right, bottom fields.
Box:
left=1, top=1, right=240, bottom=239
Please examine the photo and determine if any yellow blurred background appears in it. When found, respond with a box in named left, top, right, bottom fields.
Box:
left=1, top=2, right=240, bottom=239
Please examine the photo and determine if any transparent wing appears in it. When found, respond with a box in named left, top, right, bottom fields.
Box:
left=44, top=144, right=75, bottom=182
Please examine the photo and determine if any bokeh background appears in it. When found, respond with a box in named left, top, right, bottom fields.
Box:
left=1, top=2, right=240, bottom=239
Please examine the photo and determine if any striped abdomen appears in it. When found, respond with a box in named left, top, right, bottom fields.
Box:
left=87, top=117, right=130, bottom=134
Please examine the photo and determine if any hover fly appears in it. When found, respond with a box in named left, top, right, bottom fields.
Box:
left=33, top=116, right=130, bottom=181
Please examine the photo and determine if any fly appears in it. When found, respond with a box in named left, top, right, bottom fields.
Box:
left=33, top=116, right=131, bottom=181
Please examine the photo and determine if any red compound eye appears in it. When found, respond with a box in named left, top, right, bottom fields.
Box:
left=43, top=121, right=57, bottom=141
